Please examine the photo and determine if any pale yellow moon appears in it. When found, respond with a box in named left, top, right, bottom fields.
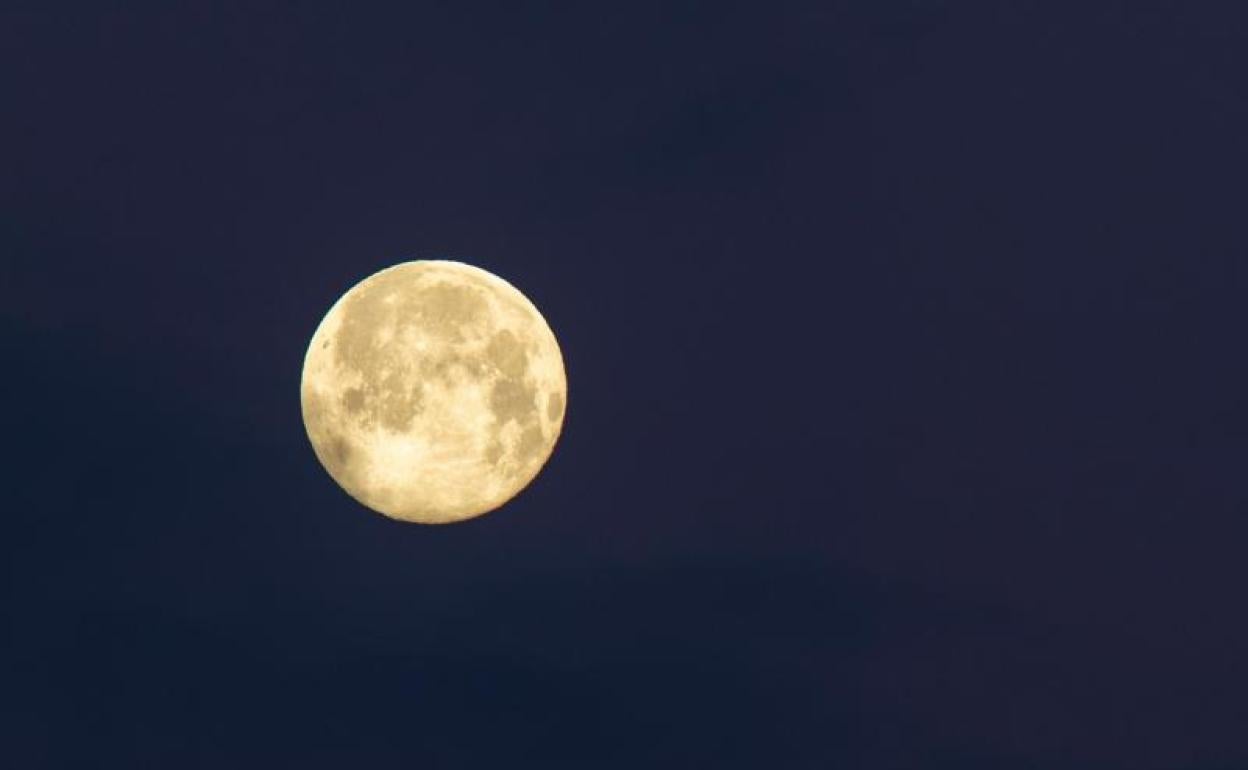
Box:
left=300, top=260, right=567, bottom=524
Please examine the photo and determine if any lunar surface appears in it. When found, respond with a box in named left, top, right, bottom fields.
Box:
left=300, top=260, right=566, bottom=523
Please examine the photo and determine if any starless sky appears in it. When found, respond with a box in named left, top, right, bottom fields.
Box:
left=3, top=2, right=1246, bottom=767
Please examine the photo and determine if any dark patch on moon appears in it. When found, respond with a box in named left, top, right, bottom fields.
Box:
left=486, top=329, right=529, bottom=379
left=326, top=434, right=353, bottom=469
left=333, top=268, right=490, bottom=376
left=515, top=425, right=546, bottom=466
left=343, top=387, right=367, bottom=414
left=490, top=378, right=536, bottom=424
left=377, top=374, right=422, bottom=432
left=415, top=281, right=485, bottom=327
left=333, top=285, right=391, bottom=372
left=546, top=392, right=564, bottom=423
left=422, top=352, right=484, bottom=384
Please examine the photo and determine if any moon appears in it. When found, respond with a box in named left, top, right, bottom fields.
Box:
left=300, top=260, right=567, bottom=524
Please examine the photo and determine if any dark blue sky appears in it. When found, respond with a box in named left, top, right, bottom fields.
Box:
left=4, top=2, right=1247, bottom=767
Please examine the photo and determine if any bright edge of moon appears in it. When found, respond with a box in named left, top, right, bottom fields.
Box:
left=300, top=260, right=567, bottom=524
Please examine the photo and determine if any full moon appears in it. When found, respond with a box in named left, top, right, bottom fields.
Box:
left=300, top=260, right=566, bottom=524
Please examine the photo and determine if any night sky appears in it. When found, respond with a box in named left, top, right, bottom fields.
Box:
left=4, top=2, right=1247, bottom=767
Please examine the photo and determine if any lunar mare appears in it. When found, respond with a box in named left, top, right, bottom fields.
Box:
left=301, top=260, right=566, bottom=523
